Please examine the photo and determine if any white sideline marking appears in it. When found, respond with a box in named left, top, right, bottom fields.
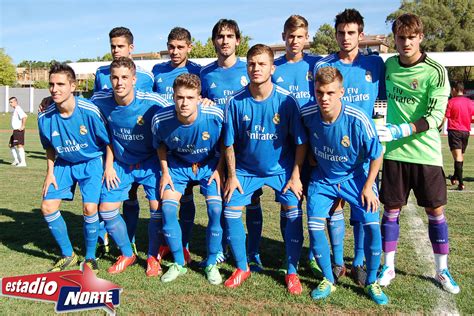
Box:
left=405, top=197, right=459, bottom=315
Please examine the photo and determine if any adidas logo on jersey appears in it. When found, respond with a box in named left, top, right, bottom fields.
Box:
left=210, top=82, right=217, bottom=89
left=102, top=84, right=109, bottom=90
left=52, top=130, right=60, bottom=137
left=243, top=115, right=251, bottom=121
left=172, top=136, right=180, bottom=142
left=276, top=77, right=284, bottom=83
left=157, top=78, right=163, bottom=83
left=107, top=115, right=113, bottom=122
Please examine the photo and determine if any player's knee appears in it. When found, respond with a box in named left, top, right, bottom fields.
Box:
left=41, top=200, right=59, bottom=215
left=82, top=203, right=98, bottom=216
left=425, top=206, right=444, bottom=216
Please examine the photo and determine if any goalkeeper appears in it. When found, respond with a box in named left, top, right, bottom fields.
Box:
left=376, top=13, right=459, bottom=294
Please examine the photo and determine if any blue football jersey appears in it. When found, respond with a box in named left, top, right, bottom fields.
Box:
left=94, top=64, right=154, bottom=93
left=152, top=60, right=202, bottom=102
left=152, top=105, right=224, bottom=165
left=38, top=97, right=110, bottom=163
left=200, top=59, right=249, bottom=105
left=224, top=84, right=307, bottom=177
left=301, top=102, right=382, bottom=184
left=314, top=53, right=385, bottom=117
left=272, top=53, right=322, bottom=108
left=91, top=90, right=169, bottom=164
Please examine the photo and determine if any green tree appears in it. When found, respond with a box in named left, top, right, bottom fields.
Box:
left=310, top=24, right=339, bottom=55
left=189, top=38, right=217, bottom=58
left=0, top=49, right=17, bottom=86
left=386, top=0, right=474, bottom=81
left=33, top=80, right=49, bottom=89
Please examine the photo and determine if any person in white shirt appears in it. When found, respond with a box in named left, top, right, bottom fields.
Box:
left=9, top=97, right=28, bottom=167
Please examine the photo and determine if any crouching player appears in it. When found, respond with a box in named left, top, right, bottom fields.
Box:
left=301, top=67, right=388, bottom=305
left=223, top=44, right=307, bottom=294
left=39, top=63, right=111, bottom=272
left=152, top=74, right=224, bottom=284
left=91, top=57, right=169, bottom=274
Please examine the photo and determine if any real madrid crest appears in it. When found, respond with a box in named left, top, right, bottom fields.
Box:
left=365, top=70, right=372, bottom=82
left=410, top=79, right=418, bottom=90
left=202, top=131, right=210, bottom=140
left=79, top=125, right=88, bottom=135
left=306, top=71, right=314, bottom=82
left=341, top=135, right=350, bottom=148
left=273, top=113, right=280, bottom=125
left=240, top=76, right=248, bottom=87
left=137, top=116, right=145, bottom=125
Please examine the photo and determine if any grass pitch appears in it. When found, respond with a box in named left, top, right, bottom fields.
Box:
left=0, top=113, right=472, bottom=314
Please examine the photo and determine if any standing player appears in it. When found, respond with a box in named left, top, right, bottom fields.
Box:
left=8, top=97, right=28, bottom=167
left=199, top=19, right=252, bottom=268
left=94, top=26, right=155, bottom=257
left=301, top=66, right=388, bottom=305
left=94, top=26, right=154, bottom=92
left=92, top=57, right=169, bottom=275
left=272, top=14, right=322, bottom=275
left=223, top=44, right=307, bottom=294
left=153, top=73, right=224, bottom=284
left=314, top=8, right=386, bottom=286
left=38, top=63, right=111, bottom=272
left=151, top=27, right=202, bottom=261
left=376, top=13, right=460, bottom=294
left=445, top=81, right=474, bottom=191
left=152, top=27, right=202, bottom=102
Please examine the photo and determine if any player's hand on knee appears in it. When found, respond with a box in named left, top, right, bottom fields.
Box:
left=283, top=177, right=303, bottom=200
left=361, top=186, right=379, bottom=213
left=103, top=166, right=120, bottom=190
left=160, top=172, right=175, bottom=199
left=42, top=173, right=58, bottom=197
left=224, top=175, right=243, bottom=203
left=208, top=169, right=223, bottom=195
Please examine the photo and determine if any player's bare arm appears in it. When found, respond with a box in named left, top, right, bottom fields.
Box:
left=102, top=144, right=120, bottom=190
left=224, top=144, right=243, bottom=202
left=283, top=143, right=307, bottom=200
left=42, top=148, right=58, bottom=197
left=157, top=143, right=174, bottom=198
left=361, top=155, right=383, bottom=213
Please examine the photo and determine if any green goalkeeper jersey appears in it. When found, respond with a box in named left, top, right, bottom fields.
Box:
left=384, top=53, right=449, bottom=166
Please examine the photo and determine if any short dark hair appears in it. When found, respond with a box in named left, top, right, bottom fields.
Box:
left=212, top=19, right=241, bottom=40
left=168, top=27, right=192, bottom=44
left=315, top=66, right=343, bottom=86
left=173, top=73, right=201, bottom=94
left=109, top=27, right=134, bottom=44
left=335, top=8, right=364, bottom=33
left=110, top=57, right=136, bottom=75
left=9, top=96, right=17, bottom=102
left=392, top=13, right=423, bottom=36
left=283, top=15, right=309, bottom=34
left=451, top=81, right=464, bottom=93
left=247, top=44, right=274, bottom=64
left=49, top=62, right=76, bottom=82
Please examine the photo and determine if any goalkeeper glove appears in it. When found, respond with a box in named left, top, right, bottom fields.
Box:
left=376, top=123, right=413, bottom=142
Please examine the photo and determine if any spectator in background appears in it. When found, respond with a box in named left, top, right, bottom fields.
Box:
left=445, top=81, right=474, bottom=191
left=9, top=97, right=28, bottom=167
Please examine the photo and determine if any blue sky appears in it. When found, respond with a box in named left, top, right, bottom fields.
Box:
left=1, top=0, right=401, bottom=64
